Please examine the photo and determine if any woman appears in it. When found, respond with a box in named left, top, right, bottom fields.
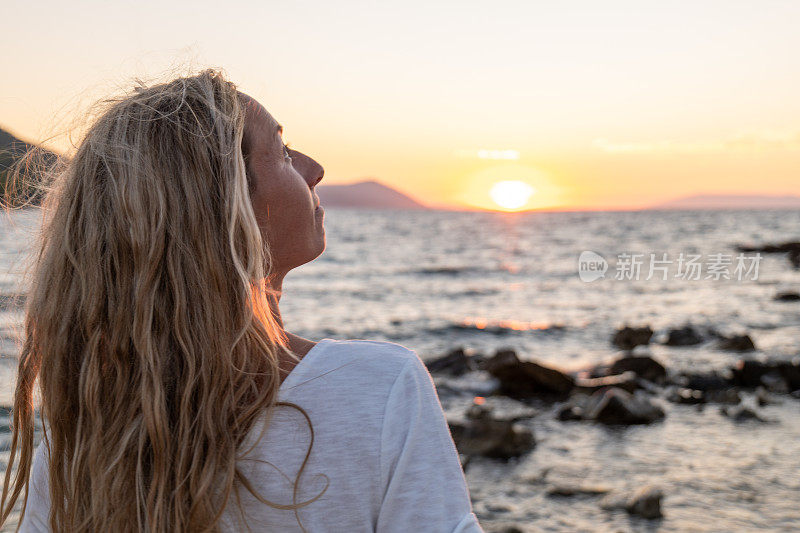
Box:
left=0, top=69, right=482, bottom=532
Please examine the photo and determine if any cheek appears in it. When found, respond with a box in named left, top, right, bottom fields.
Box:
left=253, top=174, right=313, bottom=240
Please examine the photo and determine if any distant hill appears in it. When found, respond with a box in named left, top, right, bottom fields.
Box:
left=317, top=179, right=426, bottom=209
left=1, top=126, right=57, bottom=207
left=0, top=127, right=35, bottom=174
left=653, top=194, right=800, bottom=210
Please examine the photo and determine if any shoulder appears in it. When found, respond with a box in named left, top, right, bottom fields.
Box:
left=317, top=338, right=421, bottom=379
left=282, top=338, right=424, bottom=398
left=323, top=338, right=417, bottom=361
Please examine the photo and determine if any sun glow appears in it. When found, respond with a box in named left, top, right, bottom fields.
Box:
left=489, top=180, right=536, bottom=210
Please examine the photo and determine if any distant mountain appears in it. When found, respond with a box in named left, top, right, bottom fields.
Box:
left=1, top=126, right=57, bottom=207
left=653, top=194, right=800, bottom=210
left=317, top=179, right=426, bottom=209
left=0, top=127, right=35, bottom=173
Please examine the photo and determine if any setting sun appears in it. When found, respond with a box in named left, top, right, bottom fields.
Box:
left=489, top=180, right=536, bottom=210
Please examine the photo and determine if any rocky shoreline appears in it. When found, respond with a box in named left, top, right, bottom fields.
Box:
left=425, top=321, right=800, bottom=527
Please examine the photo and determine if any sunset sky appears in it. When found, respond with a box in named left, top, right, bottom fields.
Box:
left=2, top=1, right=799, bottom=210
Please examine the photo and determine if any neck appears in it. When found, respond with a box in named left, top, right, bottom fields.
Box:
left=266, top=272, right=285, bottom=330
left=266, top=271, right=311, bottom=352
left=266, top=272, right=315, bottom=357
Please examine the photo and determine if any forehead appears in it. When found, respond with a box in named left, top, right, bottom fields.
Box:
left=239, top=92, right=281, bottom=149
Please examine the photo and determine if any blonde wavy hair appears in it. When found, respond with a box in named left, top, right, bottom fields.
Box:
left=1, top=68, right=325, bottom=531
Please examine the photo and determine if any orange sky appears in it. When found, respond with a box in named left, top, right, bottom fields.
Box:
left=2, top=1, right=799, bottom=211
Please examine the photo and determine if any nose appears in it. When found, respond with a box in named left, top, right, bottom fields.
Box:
left=303, top=153, right=324, bottom=188
left=290, top=149, right=324, bottom=188
left=310, top=163, right=324, bottom=187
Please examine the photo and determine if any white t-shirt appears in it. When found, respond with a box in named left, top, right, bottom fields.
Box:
left=20, top=338, right=483, bottom=532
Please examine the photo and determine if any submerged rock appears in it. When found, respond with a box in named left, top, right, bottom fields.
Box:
left=426, top=347, right=478, bottom=376
left=755, top=387, right=780, bottom=407
left=737, top=241, right=800, bottom=254
left=484, top=349, right=574, bottom=399
left=609, top=355, right=667, bottom=384
left=731, top=359, right=800, bottom=392
left=737, top=241, right=800, bottom=268
left=717, top=334, right=756, bottom=352
left=612, top=326, right=653, bottom=351
left=575, top=371, right=638, bottom=394
left=791, top=249, right=800, bottom=268
left=774, top=291, right=800, bottom=302
left=720, top=405, right=768, bottom=423
left=561, top=388, right=665, bottom=425
left=626, top=486, right=664, bottom=519
left=664, top=325, right=705, bottom=346
left=704, top=388, right=742, bottom=404
left=546, top=483, right=611, bottom=497
left=492, top=525, right=527, bottom=533
left=600, top=485, right=664, bottom=519
left=556, top=402, right=585, bottom=421
left=448, top=403, right=535, bottom=460
left=678, top=371, right=732, bottom=391
left=586, top=388, right=665, bottom=425
left=666, top=387, right=706, bottom=405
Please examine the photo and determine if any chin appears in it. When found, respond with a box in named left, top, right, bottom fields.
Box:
left=314, top=237, right=327, bottom=258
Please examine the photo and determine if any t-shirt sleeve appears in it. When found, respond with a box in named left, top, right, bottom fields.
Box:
left=376, top=351, right=483, bottom=533
left=18, top=439, right=52, bottom=532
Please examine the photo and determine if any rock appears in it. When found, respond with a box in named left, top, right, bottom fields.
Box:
left=731, top=359, right=800, bottom=391
left=720, top=405, right=767, bottom=423
left=484, top=502, right=514, bottom=513
left=609, top=355, right=667, bottom=383
left=426, top=347, right=476, bottom=376
left=774, top=291, right=800, bottom=302
left=599, top=492, right=627, bottom=512
left=556, top=403, right=584, bottom=421
left=626, top=486, right=664, bottom=519
left=612, top=326, right=653, bottom=350
left=669, top=373, right=740, bottom=403
left=755, top=387, right=780, bottom=406
left=777, top=361, right=800, bottom=391
left=678, top=372, right=732, bottom=391
left=583, top=388, right=665, bottom=425
left=575, top=371, right=638, bottom=393
left=717, top=334, right=756, bottom=352
left=736, top=242, right=800, bottom=268
left=790, top=249, right=800, bottom=268
left=471, top=352, right=488, bottom=369
left=736, top=241, right=800, bottom=254
left=704, top=389, right=741, bottom=404
left=448, top=403, right=535, bottom=459
left=520, top=468, right=552, bottom=485
left=546, top=483, right=611, bottom=497
left=760, top=372, right=789, bottom=393
left=493, top=526, right=526, bottom=533
left=484, top=349, right=574, bottom=399
left=666, top=387, right=706, bottom=405
left=664, top=325, right=705, bottom=346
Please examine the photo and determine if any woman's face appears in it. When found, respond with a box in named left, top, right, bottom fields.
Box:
left=239, top=93, right=326, bottom=277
